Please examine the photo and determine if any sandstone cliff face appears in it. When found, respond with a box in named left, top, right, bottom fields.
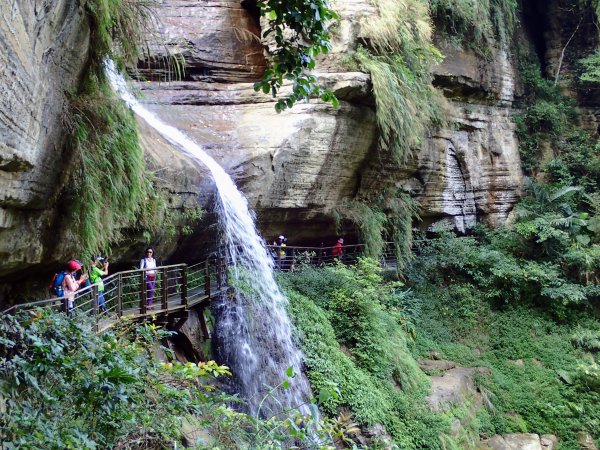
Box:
left=0, top=0, right=89, bottom=277
left=2, top=0, right=595, bottom=300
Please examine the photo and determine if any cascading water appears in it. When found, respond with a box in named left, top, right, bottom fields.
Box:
left=105, top=60, right=313, bottom=416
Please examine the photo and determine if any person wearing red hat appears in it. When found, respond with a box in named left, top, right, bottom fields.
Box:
left=63, top=260, right=88, bottom=315
left=332, top=238, right=344, bottom=260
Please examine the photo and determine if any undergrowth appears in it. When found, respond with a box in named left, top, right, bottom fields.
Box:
left=0, top=309, right=360, bottom=449
left=280, top=259, right=456, bottom=448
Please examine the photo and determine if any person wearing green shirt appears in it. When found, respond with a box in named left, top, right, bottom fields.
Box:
left=90, top=256, right=109, bottom=313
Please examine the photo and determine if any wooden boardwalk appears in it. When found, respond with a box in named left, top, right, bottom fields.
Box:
left=1, top=241, right=408, bottom=332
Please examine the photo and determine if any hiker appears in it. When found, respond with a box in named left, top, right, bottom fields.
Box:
left=89, top=256, right=109, bottom=314
left=140, top=247, right=157, bottom=308
left=63, top=260, right=88, bottom=315
left=75, top=260, right=91, bottom=288
left=272, top=235, right=287, bottom=269
left=332, top=238, right=344, bottom=260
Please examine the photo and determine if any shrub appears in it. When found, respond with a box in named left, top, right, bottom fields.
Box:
left=280, top=260, right=456, bottom=448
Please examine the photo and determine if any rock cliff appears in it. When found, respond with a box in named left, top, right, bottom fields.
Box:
left=136, top=0, right=525, bottom=241
left=0, top=0, right=597, bottom=302
left=0, top=0, right=89, bottom=284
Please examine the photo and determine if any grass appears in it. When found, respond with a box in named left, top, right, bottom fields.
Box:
left=333, top=191, right=419, bottom=267
left=429, top=0, right=518, bottom=54
left=85, top=0, right=157, bottom=71
left=356, top=0, right=444, bottom=163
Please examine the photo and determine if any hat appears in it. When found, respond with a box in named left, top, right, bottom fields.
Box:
left=338, top=238, right=344, bottom=243
left=67, top=260, right=82, bottom=271
left=278, top=235, right=286, bottom=240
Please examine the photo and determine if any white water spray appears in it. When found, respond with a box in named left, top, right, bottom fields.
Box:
left=105, top=60, right=312, bottom=415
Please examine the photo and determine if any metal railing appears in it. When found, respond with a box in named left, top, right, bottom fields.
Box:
left=2, top=258, right=224, bottom=332
left=266, top=242, right=402, bottom=271
left=1, top=241, right=422, bottom=327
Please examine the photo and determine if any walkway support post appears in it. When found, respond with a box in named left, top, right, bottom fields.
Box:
left=204, top=260, right=210, bottom=298
left=117, top=273, right=122, bottom=317
left=161, top=267, right=168, bottom=311
left=140, top=270, right=147, bottom=315
left=181, top=265, right=188, bottom=307
left=92, top=285, right=99, bottom=333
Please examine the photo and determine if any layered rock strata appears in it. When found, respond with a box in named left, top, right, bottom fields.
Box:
left=0, top=0, right=89, bottom=277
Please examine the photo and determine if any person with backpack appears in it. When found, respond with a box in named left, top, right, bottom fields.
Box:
left=140, top=247, right=157, bottom=308
left=63, top=260, right=88, bottom=315
left=89, top=256, right=109, bottom=314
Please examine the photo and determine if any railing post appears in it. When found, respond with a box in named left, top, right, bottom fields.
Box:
left=92, top=284, right=99, bottom=333
left=181, top=265, right=188, bottom=307
left=204, top=259, right=210, bottom=298
left=161, top=267, right=168, bottom=311
left=117, top=273, right=122, bottom=317
left=140, top=270, right=147, bottom=315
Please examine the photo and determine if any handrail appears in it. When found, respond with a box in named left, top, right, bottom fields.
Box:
left=1, top=241, right=415, bottom=318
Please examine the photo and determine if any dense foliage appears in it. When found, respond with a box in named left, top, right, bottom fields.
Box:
left=0, top=310, right=230, bottom=448
left=0, top=310, right=362, bottom=449
left=254, top=0, right=339, bottom=112
left=280, top=260, right=456, bottom=449
left=405, top=232, right=600, bottom=448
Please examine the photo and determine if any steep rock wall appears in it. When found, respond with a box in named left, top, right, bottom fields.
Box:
left=0, top=0, right=89, bottom=277
left=136, top=0, right=524, bottom=242
left=3, top=0, right=598, bottom=301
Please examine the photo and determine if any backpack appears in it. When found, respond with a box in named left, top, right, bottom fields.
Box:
left=49, top=271, right=67, bottom=297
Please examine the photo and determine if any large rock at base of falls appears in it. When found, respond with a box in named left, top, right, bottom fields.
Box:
left=0, top=0, right=89, bottom=275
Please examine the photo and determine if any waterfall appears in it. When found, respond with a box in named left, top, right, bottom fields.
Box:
left=105, top=60, right=312, bottom=416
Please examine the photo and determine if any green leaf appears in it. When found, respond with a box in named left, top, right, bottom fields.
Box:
left=267, top=10, right=277, bottom=20
left=286, top=366, right=295, bottom=378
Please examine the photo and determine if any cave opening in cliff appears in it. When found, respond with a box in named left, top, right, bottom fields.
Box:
left=521, top=0, right=551, bottom=75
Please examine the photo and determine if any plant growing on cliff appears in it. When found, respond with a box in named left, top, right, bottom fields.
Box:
left=333, top=190, right=419, bottom=268
left=429, top=0, right=518, bottom=53
left=85, top=0, right=157, bottom=70
left=67, top=75, right=170, bottom=257
left=354, top=0, right=445, bottom=162
left=253, top=0, right=339, bottom=112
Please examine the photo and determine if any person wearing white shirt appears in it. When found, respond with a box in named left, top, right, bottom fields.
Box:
left=140, top=247, right=157, bottom=307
